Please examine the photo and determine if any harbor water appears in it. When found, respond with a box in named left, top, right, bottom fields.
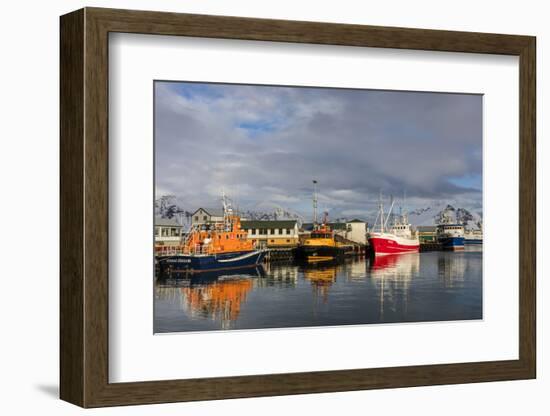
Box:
left=154, top=246, right=482, bottom=333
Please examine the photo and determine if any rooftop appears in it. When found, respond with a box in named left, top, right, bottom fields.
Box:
left=241, top=220, right=297, bottom=229
left=417, top=225, right=437, bottom=232
left=192, top=207, right=225, bottom=217
left=155, top=217, right=182, bottom=227
left=302, top=222, right=348, bottom=231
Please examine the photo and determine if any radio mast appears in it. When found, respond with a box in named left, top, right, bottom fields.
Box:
left=312, top=180, right=318, bottom=226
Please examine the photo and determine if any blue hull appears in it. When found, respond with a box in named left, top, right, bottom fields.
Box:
left=158, top=250, right=266, bottom=274
left=439, top=236, right=465, bottom=250
left=464, top=239, right=483, bottom=245
left=188, top=266, right=266, bottom=284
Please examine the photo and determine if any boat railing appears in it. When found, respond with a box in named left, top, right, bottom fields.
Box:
left=155, top=247, right=183, bottom=257
left=181, top=243, right=214, bottom=256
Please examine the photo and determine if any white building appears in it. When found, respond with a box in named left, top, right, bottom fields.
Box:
left=343, top=219, right=367, bottom=245
left=154, top=217, right=183, bottom=252
left=191, top=208, right=224, bottom=226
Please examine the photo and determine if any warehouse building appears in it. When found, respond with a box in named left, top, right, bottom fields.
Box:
left=240, top=220, right=300, bottom=248
left=416, top=225, right=437, bottom=243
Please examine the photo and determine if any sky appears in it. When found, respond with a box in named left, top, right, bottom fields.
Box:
left=154, top=81, right=482, bottom=220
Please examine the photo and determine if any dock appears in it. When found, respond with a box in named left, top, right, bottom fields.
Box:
left=265, top=247, right=297, bottom=262
left=420, top=242, right=443, bottom=252
left=334, top=235, right=368, bottom=256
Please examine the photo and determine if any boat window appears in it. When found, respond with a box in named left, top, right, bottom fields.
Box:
left=313, top=233, right=330, bottom=239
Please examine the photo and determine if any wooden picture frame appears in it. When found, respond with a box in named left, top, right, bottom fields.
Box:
left=60, top=7, right=536, bottom=408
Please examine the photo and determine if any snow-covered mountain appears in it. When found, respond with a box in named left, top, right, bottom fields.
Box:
left=408, top=202, right=482, bottom=230
left=239, top=208, right=304, bottom=222
left=236, top=201, right=306, bottom=222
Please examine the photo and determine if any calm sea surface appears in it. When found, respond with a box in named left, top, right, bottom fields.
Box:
left=154, top=246, right=482, bottom=333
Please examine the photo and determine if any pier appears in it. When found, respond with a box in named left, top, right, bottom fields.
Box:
left=265, top=247, right=297, bottom=262
left=420, top=242, right=443, bottom=252
left=263, top=242, right=367, bottom=265
left=334, top=234, right=367, bottom=256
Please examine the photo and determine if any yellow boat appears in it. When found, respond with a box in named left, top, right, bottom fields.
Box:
left=297, top=222, right=347, bottom=263
left=297, top=180, right=347, bottom=263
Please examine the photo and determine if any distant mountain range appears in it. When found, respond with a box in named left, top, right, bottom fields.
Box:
left=239, top=202, right=483, bottom=231
left=239, top=208, right=304, bottom=222
left=408, top=202, right=482, bottom=230
left=155, top=195, right=482, bottom=231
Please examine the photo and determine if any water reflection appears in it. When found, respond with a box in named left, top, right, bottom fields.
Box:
left=155, top=247, right=482, bottom=332
left=156, top=266, right=265, bottom=330
left=302, top=264, right=337, bottom=302
left=261, top=261, right=298, bottom=287
left=367, top=253, right=420, bottom=320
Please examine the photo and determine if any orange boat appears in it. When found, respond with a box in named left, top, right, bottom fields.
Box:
left=157, top=194, right=266, bottom=274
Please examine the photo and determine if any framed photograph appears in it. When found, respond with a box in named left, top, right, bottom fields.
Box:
left=60, top=7, right=536, bottom=407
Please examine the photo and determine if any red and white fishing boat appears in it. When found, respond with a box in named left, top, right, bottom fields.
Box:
left=368, top=197, right=420, bottom=255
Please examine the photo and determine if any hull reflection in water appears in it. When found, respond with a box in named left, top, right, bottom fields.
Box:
left=302, top=262, right=338, bottom=303
left=159, top=264, right=266, bottom=283
left=367, top=253, right=420, bottom=321
left=157, top=266, right=265, bottom=331
left=369, top=252, right=420, bottom=274
left=155, top=247, right=482, bottom=333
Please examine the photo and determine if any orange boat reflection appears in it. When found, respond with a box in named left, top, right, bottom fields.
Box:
left=162, top=266, right=265, bottom=329
left=180, top=278, right=253, bottom=327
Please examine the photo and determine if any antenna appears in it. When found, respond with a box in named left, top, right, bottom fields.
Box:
left=379, top=190, right=384, bottom=233
left=221, top=188, right=227, bottom=212
left=312, top=180, right=318, bottom=226
left=384, top=195, right=395, bottom=230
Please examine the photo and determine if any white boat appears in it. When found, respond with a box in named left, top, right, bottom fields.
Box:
left=464, top=228, right=483, bottom=244
left=368, top=197, right=419, bottom=255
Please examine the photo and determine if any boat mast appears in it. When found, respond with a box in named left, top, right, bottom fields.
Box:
left=312, top=180, right=318, bottom=227
left=379, top=191, right=384, bottom=234
left=383, top=196, right=395, bottom=231
left=403, top=190, right=407, bottom=224
left=221, top=189, right=233, bottom=230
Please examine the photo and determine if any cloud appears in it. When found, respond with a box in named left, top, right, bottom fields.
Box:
left=155, top=81, right=482, bottom=218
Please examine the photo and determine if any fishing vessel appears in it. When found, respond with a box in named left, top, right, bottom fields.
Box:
left=297, top=219, right=347, bottom=262
left=157, top=193, right=266, bottom=274
left=464, top=227, right=483, bottom=244
left=436, top=223, right=465, bottom=250
left=296, top=181, right=347, bottom=262
left=367, top=197, right=420, bottom=255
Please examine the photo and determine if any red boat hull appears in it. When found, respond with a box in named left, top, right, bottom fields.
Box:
left=368, top=236, right=419, bottom=255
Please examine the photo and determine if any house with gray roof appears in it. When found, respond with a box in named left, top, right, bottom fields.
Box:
left=154, top=217, right=183, bottom=253
left=191, top=207, right=225, bottom=225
